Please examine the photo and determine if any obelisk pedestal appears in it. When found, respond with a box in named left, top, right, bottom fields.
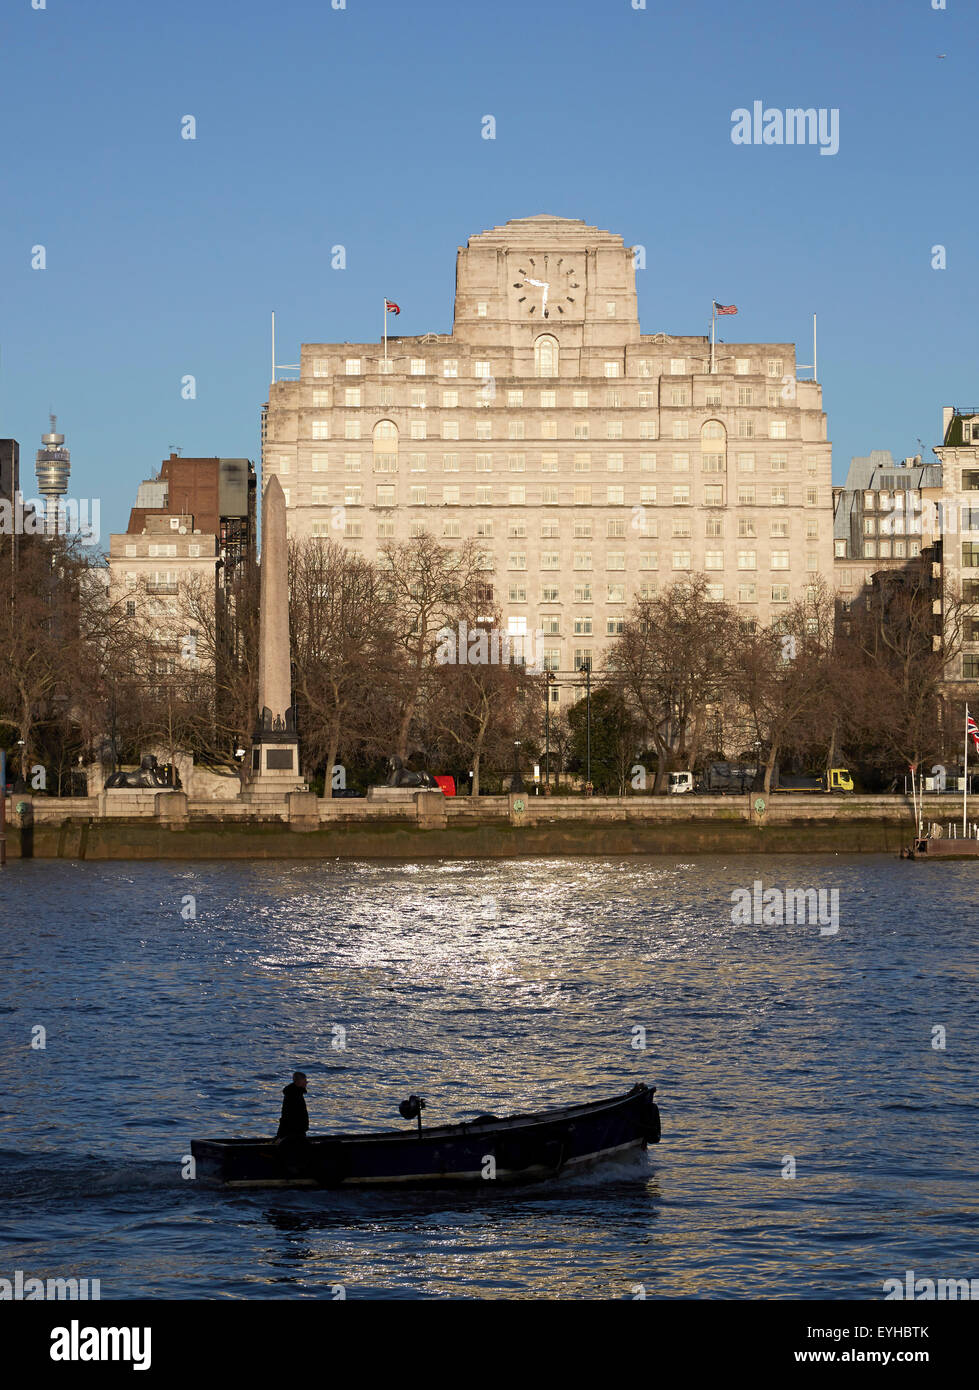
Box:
left=247, top=475, right=304, bottom=797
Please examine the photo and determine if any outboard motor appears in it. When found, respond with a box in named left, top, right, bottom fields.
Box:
left=399, top=1094, right=426, bottom=1136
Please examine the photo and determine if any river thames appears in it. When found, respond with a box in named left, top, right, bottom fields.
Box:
left=0, top=854, right=976, bottom=1300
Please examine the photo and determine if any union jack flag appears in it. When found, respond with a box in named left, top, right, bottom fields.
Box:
left=968, top=711, right=979, bottom=754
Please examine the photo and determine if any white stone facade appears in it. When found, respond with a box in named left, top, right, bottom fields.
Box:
left=262, top=215, right=834, bottom=678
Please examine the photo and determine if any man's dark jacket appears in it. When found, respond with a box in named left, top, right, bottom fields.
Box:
left=277, top=1083, right=309, bottom=1139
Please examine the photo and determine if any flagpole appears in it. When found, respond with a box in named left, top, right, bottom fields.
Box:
left=710, top=302, right=716, bottom=374
left=383, top=298, right=388, bottom=364
left=964, top=704, right=969, bottom=838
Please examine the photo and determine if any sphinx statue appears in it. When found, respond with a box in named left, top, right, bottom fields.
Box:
left=384, top=755, right=438, bottom=790
left=105, top=754, right=178, bottom=790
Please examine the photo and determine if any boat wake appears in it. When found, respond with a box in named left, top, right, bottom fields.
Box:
left=0, top=1148, right=185, bottom=1206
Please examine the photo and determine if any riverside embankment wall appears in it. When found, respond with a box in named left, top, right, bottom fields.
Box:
left=1, top=790, right=962, bottom=860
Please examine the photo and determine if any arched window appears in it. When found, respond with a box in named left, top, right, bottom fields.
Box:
left=535, top=335, right=559, bottom=379
left=701, top=420, right=726, bottom=440
left=372, top=419, right=399, bottom=475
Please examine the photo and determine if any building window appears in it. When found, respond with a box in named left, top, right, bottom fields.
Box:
left=535, top=336, right=559, bottom=378
left=604, top=361, right=620, bottom=378
left=574, top=617, right=593, bottom=635
left=442, top=391, right=458, bottom=408
left=574, top=423, right=590, bottom=440
left=673, top=485, right=690, bottom=505
left=540, top=389, right=556, bottom=408
left=541, top=452, right=558, bottom=472
left=574, top=521, right=593, bottom=538
left=639, top=552, right=658, bottom=570
left=673, top=453, right=690, bottom=472
left=767, top=359, right=783, bottom=378
left=311, top=420, right=330, bottom=440
left=607, top=420, right=623, bottom=439
left=705, top=516, right=722, bottom=537
left=508, top=553, right=527, bottom=570
left=409, top=486, right=427, bottom=505
left=574, top=454, right=591, bottom=473
left=573, top=486, right=592, bottom=505
left=704, top=484, right=723, bottom=506
left=607, top=487, right=625, bottom=505
left=475, top=453, right=492, bottom=472
left=770, top=420, right=787, bottom=439
left=540, top=552, right=561, bottom=570
left=543, top=486, right=559, bottom=504
left=375, top=485, right=396, bottom=507
left=770, top=453, right=787, bottom=471
left=640, top=485, right=657, bottom=504
left=737, top=485, right=756, bottom=505
left=735, top=359, right=751, bottom=375
left=607, top=454, right=625, bottom=475
left=312, top=358, right=330, bottom=377
left=606, top=301, right=616, bottom=317
left=344, top=388, right=362, bottom=407
left=771, top=487, right=787, bottom=506
left=738, top=386, right=753, bottom=406
left=607, top=552, right=626, bottom=570
left=670, top=358, right=685, bottom=375
left=508, top=421, right=525, bottom=441
left=672, top=551, right=691, bottom=570
left=573, top=389, right=589, bottom=407
left=573, top=552, right=593, bottom=569
left=608, top=583, right=625, bottom=603
left=476, top=302, right=488, bottom=317
left=702, top=454, right=725, bottom=473
left=475, top=486, right=492, bottom=504
left=345, top=358, right=361, bottom=375
left=738, top=419, right=754, bottom=439
left=737, top=550, right=756, bottom=570
left=705, top=551, right=724, bottom=570
left=806, top=487, right=818, bottom=506
left=771, top=551, right=789, bottom=569
left=640, top=454, right=656, bottom=473
left=475, top=420, right=491, bottom=440
left=442, top=359, right=458, bottom=378
left=607, top=519, right=626, bottom=537
left=509, top=486, right=526, bottom=505
left=443, top=453, right=460, bottom=472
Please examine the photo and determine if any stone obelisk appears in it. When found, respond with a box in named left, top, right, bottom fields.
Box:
left=249, top=475, right=302, bottom=792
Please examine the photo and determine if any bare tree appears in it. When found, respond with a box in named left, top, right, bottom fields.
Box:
left=609, top=575, right=738, bottom=792
left=379, top=533, right=489, bottom=760
left=289, top=538, right=396, bottom=787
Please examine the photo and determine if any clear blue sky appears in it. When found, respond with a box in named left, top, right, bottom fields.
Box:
left=0, top=0, right=972, bottom=542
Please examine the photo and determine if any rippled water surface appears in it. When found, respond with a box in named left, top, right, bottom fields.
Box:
left=0, top=855, right=976, bottom=1299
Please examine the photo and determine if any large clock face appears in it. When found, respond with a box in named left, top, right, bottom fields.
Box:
left=509, top=253, right=582, bottom=319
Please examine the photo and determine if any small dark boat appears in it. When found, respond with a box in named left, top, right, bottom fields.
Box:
left=191, top=1083, right=660, bottom=1189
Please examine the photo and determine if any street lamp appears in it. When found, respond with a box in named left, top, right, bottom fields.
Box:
left=511, top=739, right=524, bottom=794
left=544, top=670, right=554, bottom=790
left=582, top=658, right=592, bottom=790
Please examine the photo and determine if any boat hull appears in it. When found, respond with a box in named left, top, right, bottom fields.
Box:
left=903, top=838, right=979, bottom=859
left=191, top=1083, right=660, bottom=1189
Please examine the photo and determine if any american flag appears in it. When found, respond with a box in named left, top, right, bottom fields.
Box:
left=968, top=710, right=979, bottom=754
left=714, top=302, right=737, bottom=316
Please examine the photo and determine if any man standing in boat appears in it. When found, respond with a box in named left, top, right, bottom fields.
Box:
left=276, top=1072, right=310, bottom=1142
